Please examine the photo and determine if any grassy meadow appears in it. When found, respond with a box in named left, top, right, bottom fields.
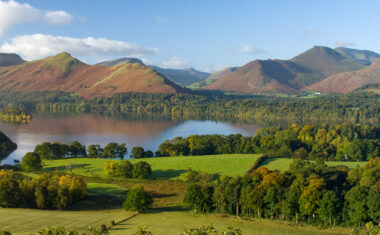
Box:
left=0, top=208, right=350, bottom=235
left=42, top=154, right=263, bottom=180
left=0, top=208, right=134, bottom=234
left=259, top=158, right=367, bottom=171
left=111, top=211, right=350, bottom=235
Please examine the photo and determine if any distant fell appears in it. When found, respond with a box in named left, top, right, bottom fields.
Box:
left=335, top=47, right=380, bottom=65
left=304, top=60, right=380, bottom=93
left=150, top=66, right=210, bottom=85
left=0, top=53, right=25, bottom=67
left=0, top=53, right=189, bottom=99
left=291, top=46, right=365, bottom=77
left=96, top=57, right=145, bottom=66
left=189, top=67, right=237, bottom=89
left=206, top=46, right=368, bottom=94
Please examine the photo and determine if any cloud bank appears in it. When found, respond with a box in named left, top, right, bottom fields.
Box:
left=161, top=57, right=188, bottom=68
left=0, top=0, right=73, bottom=36
left=0, top=34, right=159, bottom=61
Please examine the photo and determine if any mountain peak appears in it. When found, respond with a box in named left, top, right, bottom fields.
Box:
left=96, top=57, right=144, bottom=66
left=0, top=53, right=25, bottom=67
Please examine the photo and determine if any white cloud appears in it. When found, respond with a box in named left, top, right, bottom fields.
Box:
left=161, top=57, right=188, bottom=68
left=0, top=34, right=159, bottom=61
left=200, top=64, right=227, bottom=73
left=44, top=10, right=73, bottom=25
left=335, top=41, right=354, bottom=48
left=237, top=44, right=264, bottom=55
left=0, top=0, right=73, bottom=36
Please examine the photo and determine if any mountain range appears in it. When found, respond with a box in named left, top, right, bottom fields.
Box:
left=0, top=53, right=188, bottom=99
left=97, top=58, right=210, bottom=85
left=206, top=46, right=374, bottom=94
left=0, top=46, right=379, bottom=96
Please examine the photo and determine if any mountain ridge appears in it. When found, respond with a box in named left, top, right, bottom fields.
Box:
left=0, top=53, right=189, bottom=99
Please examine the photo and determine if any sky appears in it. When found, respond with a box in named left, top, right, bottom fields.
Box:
left=0, top=0, right=379, bottom=72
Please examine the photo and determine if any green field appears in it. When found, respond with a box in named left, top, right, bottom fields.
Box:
left=0, top=208, right=349, bottom=235
left=112, top=211, right=349, bottom=235
left=43, top=154, right=263, bottom=180
left=260, top=158, right=367, bottom=171
left=0, top=208, right=133, bottom=234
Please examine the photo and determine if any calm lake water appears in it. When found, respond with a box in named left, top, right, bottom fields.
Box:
left=0, top=114, right=262, bottom=164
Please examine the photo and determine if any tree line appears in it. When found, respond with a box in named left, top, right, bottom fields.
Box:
left=157, top=123, right=379, bottom=161
left=1, top=90, right=379, bottom=125
left=0, top=107, right=32, bottom=124
left=31, top=141, right=154, bottom=160
left=183, top=158, right=379, bottom=227
left=0, top=170, right=86, bottom=209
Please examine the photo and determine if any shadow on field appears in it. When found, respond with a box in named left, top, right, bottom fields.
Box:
left=44, top=164, right=92, bottom=172
left=149, top=205, right=189, bottom=213
left=260, top=158, right=277, bottom=167
left=152, top=169, right=187, bottom=179
left=69, top=186, right=126, bottom=211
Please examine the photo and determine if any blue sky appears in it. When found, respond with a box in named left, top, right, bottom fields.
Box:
left=0, top=0, right=379, bottom=72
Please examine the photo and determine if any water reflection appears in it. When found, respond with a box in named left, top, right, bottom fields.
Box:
left=0, top=114, right=262, bottom=164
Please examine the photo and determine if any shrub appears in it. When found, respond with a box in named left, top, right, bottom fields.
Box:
left=132, top=161, right=152, bottom=179
left=104, top=160, right=133, bottom=178
left=123, top=185, right=152, bottom=213
left=21, top=152, right=42, bottom=172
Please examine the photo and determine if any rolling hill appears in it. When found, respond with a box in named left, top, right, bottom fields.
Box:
left=335, top=47, right=380, bottom=65
left=205, top=46, right=366, bottom=94
left=0, top=53, right=189, bottom=99
left=0, top=53, right=25, bottom=67
left=304, top=60, right=380, bottom=93
left=189, top=67, right=237, bottom=88
left=96, top=58, right=210, bottom=86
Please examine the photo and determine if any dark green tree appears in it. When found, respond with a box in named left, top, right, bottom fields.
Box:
left=131, top=147, right=144, bottom=158
left=21, top=152, right=42, bottom=172
left=132, top=161, right=152, bottom=179
left=123, top=185, right=152, bottom=212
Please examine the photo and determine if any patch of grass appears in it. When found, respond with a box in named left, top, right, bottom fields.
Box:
left=259, top=158, right=367, bottom=171
left=0, top=208, right=133, bottom=234
left=43, top=154, right=263, bottom=180
left=82, top=177, right=188, bottom=207
left=110, top=211, right=348, bottom=235
left=70, top=182, right=127, bottom=210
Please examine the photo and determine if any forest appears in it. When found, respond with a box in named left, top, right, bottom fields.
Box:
left=183, top=158, right=379, bottom=227
left=158, top=123, right=379, bottom=161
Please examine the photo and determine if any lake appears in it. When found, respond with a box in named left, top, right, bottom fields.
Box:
left=0, top=113, right=262, bottom=164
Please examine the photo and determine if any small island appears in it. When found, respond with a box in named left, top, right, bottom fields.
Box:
left=0, top=107, right=32, bottom=124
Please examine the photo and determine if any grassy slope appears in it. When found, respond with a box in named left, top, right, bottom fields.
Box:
left=0, top=208, right=349, bottom=235
left=260, top=158, right=367, bottom=171
left=111, top=211, right=348, bottom=235
left=0, top=207, right=133, bottom=234
left=43, top=154, right=263, bottom=180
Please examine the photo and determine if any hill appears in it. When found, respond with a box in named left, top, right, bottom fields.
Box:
left=150, top=66, right=210, bottom=85
left=0, top=53, right=189, bottom=99
left=96, top=57, right=144, bottom=66
left=291, top=46, right=365, bottom=78
left=206, top=46, right=366, bottom=94
left=189, top=67, right=237, bottom=88
left=305, top=60, right=380, bottom=93
left=0, top=53, right=25, bottom=67
left=205, top=59, right=320, bottom=94
left=335, top=47, right=380, bottom=65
